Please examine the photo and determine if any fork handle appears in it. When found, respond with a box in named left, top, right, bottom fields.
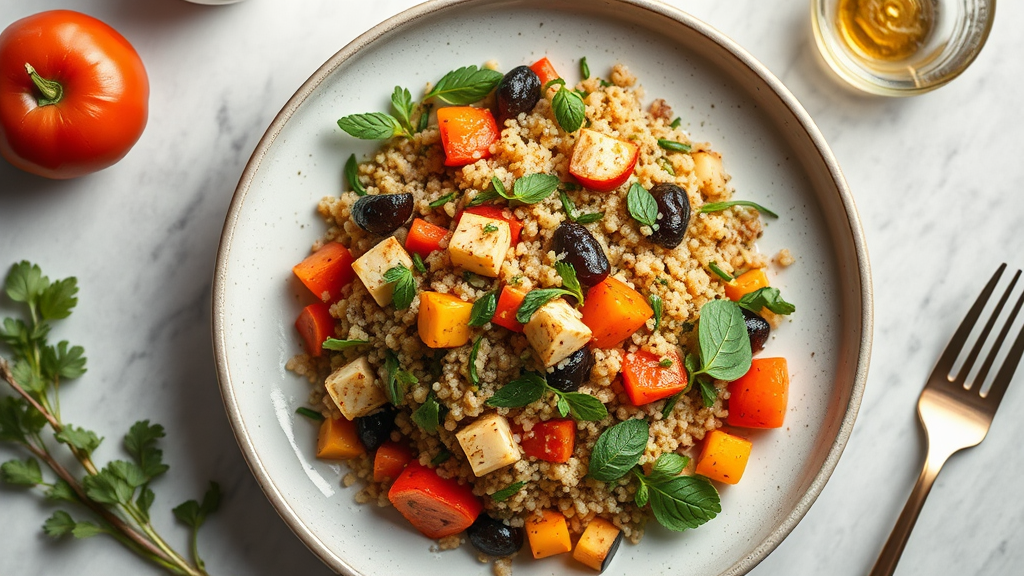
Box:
left=868, top=449, right=951, bottom=576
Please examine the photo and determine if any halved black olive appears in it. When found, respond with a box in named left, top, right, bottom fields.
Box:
left=548, top=347, right=594, bottom=393
left=355, top=405, right=397, bottom=452
left=351, top=193, right=414, bottom=236
left=552, top=221, right=610, bottom=286
left=648, top=183, right=691, bottom=248
left=742, top=308, right=771, bottom=353
left=496, top=66, right=541, bottom=124
left=467, top=514, right=524, bottom=557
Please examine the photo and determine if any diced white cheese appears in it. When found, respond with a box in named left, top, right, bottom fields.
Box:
left=455, top=413, right=521, bottom=477
left=324, top=356, right=387, bottom=420
left=448, top=212, right=511, bottom=277
left=351, top=236, right=414, bottom=306
left=524, top=298, right=593, bottom=367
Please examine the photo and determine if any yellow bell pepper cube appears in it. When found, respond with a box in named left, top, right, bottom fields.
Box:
left=316, top=416, right=365, bottom=460
left=526, top=509, right=571, bottom=559
left=723, top=268, right=769, bottom=301
left=417, top=291, right=474, bottom=348
left=573, top=517, right=623, bottom=572
left=695, top=429, right=752, bottom=485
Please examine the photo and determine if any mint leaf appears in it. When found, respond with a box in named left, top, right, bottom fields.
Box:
left=627, top=183, right=658, bottom=228
left=695, top=299, right=751, bottom=381
left=515, top=288, right=573, bottom=324
left=553, top=262, right=584, bottom=306
left=426, top=65, right=503, bottom=105
left=1, top=457, right=43, bottom=485
left=698, top=378, right=718, bottom=407
left=486, top=373, right=546, bottom=408
left=390, top=86, right=415, bottom=133
left=552, top=87, right=586, bottom=133
left=560, top=392, right=607, bottom=421
left=645, top=474, right=720, bottom=531
left=338, top=112, right=405, bottom=140
left=512, top=173, right=560, bottom=204
left=738, top=286, right=795, bottom=315
left=649, top=453, right=689, bottom=481
left=382, top=264, right=416, bottom=310
left=411, top=393, right=442, bottom=433
left=468, top=292, right=497, bottom=327
left=588, top=419, right=648, bottom=482
left=344, top=154, right=367, bottom=196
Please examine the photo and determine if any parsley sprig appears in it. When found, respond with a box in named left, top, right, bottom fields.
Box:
left=0, top=262, right=219, bottom=576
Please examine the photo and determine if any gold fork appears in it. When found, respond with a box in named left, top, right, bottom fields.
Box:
left=869, top=264, right=1024, bottom=575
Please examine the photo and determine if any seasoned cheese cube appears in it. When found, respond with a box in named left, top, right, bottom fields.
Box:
left=351, top=236, right=414, bottom=306
left=324, top=357, right=387, bottom=420
left=448, top=212, right=511, bottom=277
left=455, top=413, right=521, bottom=477
left=524, top=299, right=593, bottom=367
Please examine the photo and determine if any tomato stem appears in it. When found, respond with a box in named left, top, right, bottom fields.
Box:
left=24, top=63, right=63, bottom=105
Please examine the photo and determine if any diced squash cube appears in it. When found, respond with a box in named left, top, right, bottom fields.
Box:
left=727, top=357, right=789, bottom=429
left=573, top=517, right=623, bottom=572
left=418, top=291, right=474, bottom=348
left=373, top=440, right=415, bottom=483
left=448, top=212, right=511, bottom=277
left=524, top=298, right=592, bottom=367
left=351, top=236, right=414, bottom=306
left=324, top=356, right=387, bottom=420
left=580, top=276, right=653, bottom=349
left=316, top=416, right=365, bottom=460
left=695, top=429, right=752, bottom=485
left=526, top=509, right=571, bottom=559
left=723, top=268, right=769, bottom=302
left=455, top=413, right=521, bottom=477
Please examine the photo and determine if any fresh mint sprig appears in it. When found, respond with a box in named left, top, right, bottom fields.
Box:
left=0, top=261, right=219, bottom=576
left=425, top=65, right=503, bottom=105
left=484, top=372, right=607, bottom=421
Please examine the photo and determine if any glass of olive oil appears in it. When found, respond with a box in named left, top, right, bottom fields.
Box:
left=811, top=0, right=995, bottom=96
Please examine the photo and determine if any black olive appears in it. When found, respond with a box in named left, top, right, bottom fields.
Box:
left=354, top=405, right=397, bottom=452
left=496, top=66, right=541, bottom=124
left=648, top=183, right=691, bottom=248
left=743, top=308, right=771, bottom=353
left=351, top=193, right=414, bottom=236
left=467, top=514, right=524, bottom=557
left=548, top=347, right=594, bottom=393
left=552, top=221, right=610, bottom=286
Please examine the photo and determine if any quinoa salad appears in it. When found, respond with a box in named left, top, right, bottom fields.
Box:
left=286, top=57, right=795, bottom=574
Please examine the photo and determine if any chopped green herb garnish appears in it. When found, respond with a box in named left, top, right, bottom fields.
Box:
left=383, top=349, right=417, bottom=406
left=657, top=139, right=692, bottom=153
left=627, top=182, right=659, bottom=229
left=483, top=223, right=499, bottom=233
left=295, top=407, right=325, bottom=421
left=580, top=57, right=590, bottom=79
left=485, top=372, right=607, bottom=421
left=411, top=252, right=427, bottom=274
left=658, top=357, right=673, bottom=368
left=428, top=191, right=457, bottom=208
left=708, top=261, right=733, bottom=281
left=648, top=293, right=663, bottom=332
left=469, top=336, right=484, bottom=386
left=700, top=200, right=778, bottom=218
left=739, top=286, right=795, bottom=315
left=322, top=338, right=370, bottom=351
left=468, top=291, right=497, bottom=327
left=344, top=154, right=367, bottom=196
left=430, top=450, right=451, bottom=465
left=412, top=393, right=442, bottom=433
left=657, top=156, right=676, bottom=176
left=383, top=264, right=416, bottom=309
left=669, top=117, right=682, bottom=129
left=491, top=481, right=526, bottom=502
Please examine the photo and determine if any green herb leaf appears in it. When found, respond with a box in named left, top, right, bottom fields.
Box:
left=588, top=419, right=649, bottom=482
left=698, top=378, right=718, bottom=407
left=513, top=173, right=561, bottom=204
left=657, top=139, right=692, bottom=153
left=43, top=340, right=86, bottom=380
left=575, top=212, right=604, bottom=224
left=543, top=78, right=567, bottom=92
left=469, top=336, right=484, bottom=386
left=322, top=338, right=370, bottom=351
left=426, top=65, right=503, bottom=104
left=486, top=373, right=547, bottom=408
left=467, top=186, right=501, bottom=207
left=391, top=86, right=415, bottom=133
left=580, top=57, right=590, bottom=79
left=295, top=407, right=325, bottom=421
left=384, top=349, right=415, bottom=406
left=661, top=392, right=681, bottom=419
left=173, top=482, right=221, bottom=530
left=43, top=510, right=104, bottom=539
left=669, top=117, right=682, bottom=129
left=411, top=253, right=427, bottom=274
left=657, top=156, right=676, bottom=176
left=700, top=200, right=778, bottom=218
left=39, top=277, right=78, bottom=321
left=345, top=154, right=367, bottom=196
left=559, top=189, right=577, bottom=219
left=708, top=261, right=733, bottom=281
left=412, top=393, right=442, bottom=433
left=491, top=480, right=526, bottom=502
left=645, top=474, right=720, bottom=531
left=738, top=286, right=796, bottom=315
left=649, top=453, right=689, bottom=481
left=483, top=223, right=499, bottom=233
left=430, top=450, right=451, bottom=465
left=635, top=480, right=650, bottom=507
left=0, top=396, right=46, bottom=442
left=429, top=192, right=457, bottom=208
left=469, top=292, right=497, bottom=327
left=124, top=420, right=169, bottom=480
left=136, top=486, right=156, bottom=522
left=649, top=294, right=663, bottom=331
left=560, top=392, right=607, bottom=421
left=695, top=299, right=751, bottom=381
left=553, top=261, right=584, bottom=306
left=4, top=261, right=48, bottom=304
left=515, top=288, right=572, bottom=324
left=556, top=394, right=570, bottom=417
left=463, top=270, right=490, bottom=289
left=54, top=424, right=102, bottom=456
left=552, top=87, right=586, bottom=133
left=109, top=460, right=149, bottom=489
left=627, top=183, right=659, bottom=229
left=45, top=479, right=78, bottom=503
left=383, top=264, right=416, bottom=310
left=83, top=468, right=134, bottom=505
left=338, top=112, right=406, bottom=140
left=0, top=457, right=43, bottom=485
left=417, top=102, right=434, bottom=132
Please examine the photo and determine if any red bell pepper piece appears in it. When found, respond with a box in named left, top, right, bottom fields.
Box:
left=726, top=357, right=789, bottom=428
left=373, top=440, right=415, bottom=483
left=292, top=241, right=355, bottom=302
left=388, top=461, right=483, bottom=539
left=492, top=284, right=527, bottom=332
left=405, top=218, right=449, bottom=258
left=295, top=302, right=334, bottom=357
left=621, top=350, right=687, bottom=405
left=529, top=57, right=560, bottom=87
left=518, top=419, right=575, bottom=463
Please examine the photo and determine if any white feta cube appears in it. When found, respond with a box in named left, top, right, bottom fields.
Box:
left=448, top=212, right=511, bottom=277
left=351, top=236, right=414, bottom=306
left=324, top=356, right=387, bottom=420
left=455, top=413, right=521, bottom=477
left=524, top=298, right=593, bottom=367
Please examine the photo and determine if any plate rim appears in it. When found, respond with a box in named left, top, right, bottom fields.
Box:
left=212, top=1, right=873, bottom=574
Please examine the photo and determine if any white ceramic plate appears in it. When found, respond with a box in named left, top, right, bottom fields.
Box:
left=213, top=1, right=872, bottom=574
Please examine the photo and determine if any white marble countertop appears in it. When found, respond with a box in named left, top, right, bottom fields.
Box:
left=1, top=1, right=1022, bottom=575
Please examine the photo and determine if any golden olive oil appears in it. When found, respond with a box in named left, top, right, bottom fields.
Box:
left=837, top=0, right=935, bottom=61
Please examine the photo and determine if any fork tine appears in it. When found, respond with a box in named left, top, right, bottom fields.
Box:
left=972, top=269, right=1024, bottom=391
left=957, top=268, right=1021, bottom=388
left=982, top=277, right=1024, bottom=408
left=933, top=263, right=1006, bottom=381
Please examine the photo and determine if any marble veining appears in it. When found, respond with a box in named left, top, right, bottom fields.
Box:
left=2, top=1, right=1023, bottom=575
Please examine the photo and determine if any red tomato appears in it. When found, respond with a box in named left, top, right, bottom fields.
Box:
left=0, top=10, right=149, bottom=179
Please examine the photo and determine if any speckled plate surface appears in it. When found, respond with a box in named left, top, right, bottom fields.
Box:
left=212, top=1, right=872, bottom=574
